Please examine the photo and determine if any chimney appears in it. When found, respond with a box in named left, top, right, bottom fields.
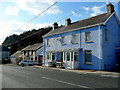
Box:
left=107, top=3, right=115, bottom=14
left=53, top=22, right=58, bottom=30
left=65, top=18, right=71, bottom=26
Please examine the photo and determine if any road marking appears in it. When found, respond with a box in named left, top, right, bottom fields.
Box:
left=101, top=75, right=118, bottom=78
left=42, top=77, right=92, bottom=89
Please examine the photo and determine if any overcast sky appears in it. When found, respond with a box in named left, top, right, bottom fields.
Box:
left=0, top=0, right=119, bottom=45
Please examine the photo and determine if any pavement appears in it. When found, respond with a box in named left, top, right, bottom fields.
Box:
left=34, top=65, right=120, bottom=78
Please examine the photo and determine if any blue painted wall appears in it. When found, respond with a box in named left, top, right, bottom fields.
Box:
left=43, top=13, right=120, bottom=70
left=79, top=26, right=101, bottom=70
left=102, top=14, right=120, bottom=70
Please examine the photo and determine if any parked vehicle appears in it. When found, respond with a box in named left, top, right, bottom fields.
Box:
left=19, top=60, right=34, bottom=66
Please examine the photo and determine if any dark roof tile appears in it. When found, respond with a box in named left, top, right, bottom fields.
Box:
left=43, top=13, right=111, bottom=37
left=22, top=43, right=43, bottom=51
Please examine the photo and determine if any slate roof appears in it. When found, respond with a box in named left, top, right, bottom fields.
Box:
left=22, top=43, right=43, bottom=51
left=11, top=51, right=22, bottom=58
left=43, top=13, right=111, bottom=37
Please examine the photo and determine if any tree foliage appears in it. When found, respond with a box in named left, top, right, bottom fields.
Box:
left=2, top=27, right=52, bottom=55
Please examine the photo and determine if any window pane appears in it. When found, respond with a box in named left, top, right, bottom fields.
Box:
left=74, top=52, right=77, bottom=61
left=85, top=50, right=92, bottom=64
left=105, top=29, right=108, bottom=41
left=52, top=53, right=56, bottom=61
left=63, top=52, right=65, bottom=61
left=49, top=53, right=51, bottom=60
left=71, top=52, right=73, bottom=61
left=67, top=52, right=70, bottom=61
left=47, top=39, right=50, bottom=45
left=74, top=54, right=77, bottom=61
left=47, top=53, right=49, bottom=59
left=61, top=36, right=65, bottom=44
left=71, top=34, right=77, bottom=44
left=85, top=32, right=91, bottom=42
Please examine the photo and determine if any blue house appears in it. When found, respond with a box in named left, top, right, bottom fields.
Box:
left=43, top=3, right=120, bottom=71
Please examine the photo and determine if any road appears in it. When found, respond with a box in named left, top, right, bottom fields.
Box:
left=1, top=65, right=119, bottom=89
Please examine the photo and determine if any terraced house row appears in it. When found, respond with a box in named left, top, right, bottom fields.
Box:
left=42, top=3, right=120, bottom=71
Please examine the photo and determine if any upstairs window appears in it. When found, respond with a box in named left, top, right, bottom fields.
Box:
left=85, top=32, right=91, bottom=42
left=71, top=34, right=77, bottom=44
left=46, top=39, right=50, bottom=46
left=105, top=29, right=108, bottom=41
left=61, top=36, right=65, bottom=45
left=84, top=50, right=92, bottom=65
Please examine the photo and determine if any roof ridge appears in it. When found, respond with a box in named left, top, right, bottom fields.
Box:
left=73, top=13, right=108, bottom=24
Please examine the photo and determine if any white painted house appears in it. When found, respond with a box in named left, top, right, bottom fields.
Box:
left=21, top=43, right=43, bottom=64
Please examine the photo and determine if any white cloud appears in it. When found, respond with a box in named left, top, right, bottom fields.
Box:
left=90, top=5, right=104, bottom=16
left=82, top=7, right=90, bottom=10
left=0, top=21, right=52, bottom=45
left=9, top=0, right=62, bottom=16
left=4, top=6, right=19, bottom=16
left=82, top=5, right=105, bottom=17
left=71, top=11, right=81, bottom=17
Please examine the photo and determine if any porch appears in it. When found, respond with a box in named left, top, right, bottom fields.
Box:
left=46, top=49, right=81, bottom=69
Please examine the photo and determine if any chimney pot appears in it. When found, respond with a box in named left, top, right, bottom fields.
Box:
left=53, top=22, right=58, bottom=30
left=107, top=3, right=115, bottom=14
left=65, top=18, right=71, bottom=26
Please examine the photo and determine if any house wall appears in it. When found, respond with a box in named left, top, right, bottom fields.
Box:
left=45, top=31, right=80, bottom=52
left=43, top=26, right=102, bottom=70
left=79, top=26, right=101, bottom=70
left=43, top=30, right=81, bottom=66
left=102, top=14, right=120, bottom=70
left=22, top=50, right=36, bottom=61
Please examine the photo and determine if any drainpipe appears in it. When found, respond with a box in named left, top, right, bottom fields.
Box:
left=43, top=39, right=46, bottom=66
left=79, top=29, right=82, bottom=68
left=98, top=25, right=102, bottom=70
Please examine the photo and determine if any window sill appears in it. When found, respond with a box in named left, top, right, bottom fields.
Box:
left=47, top=45, right=50, bottom=47
left=85, top=41, right=93, bottom=43
left=84, top=63, right=92, bottom=65
left=71, top=43, right=78, bottom=45
left=61, top=43, right=67, bottom=46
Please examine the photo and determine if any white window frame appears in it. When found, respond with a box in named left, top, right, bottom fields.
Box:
left=63, top=52, right=78, bottom=62
left=71, top=34, right=77, bottom=44
left=46, top=39, right=50, bottom=46
left=61, top=36, right=65, bottom=45
left=85, top=32, right=91, bottom=42
left=46, top=52, right=56, bottom=61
